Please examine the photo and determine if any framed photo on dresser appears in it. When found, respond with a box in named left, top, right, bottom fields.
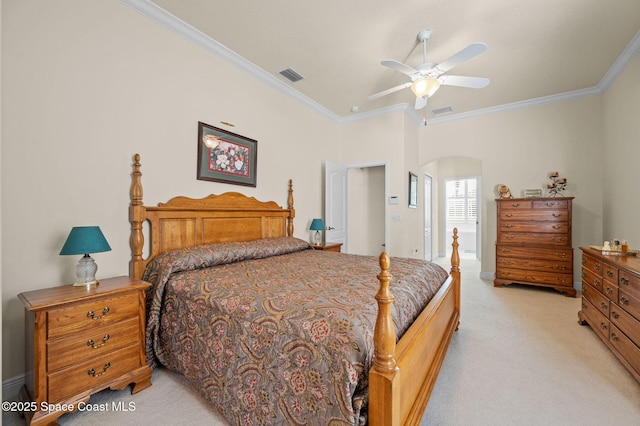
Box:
left=197, top=121, right=258, bottom=187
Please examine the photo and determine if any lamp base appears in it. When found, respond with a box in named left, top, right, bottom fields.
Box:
left=73, top=254, right=99, bottom=287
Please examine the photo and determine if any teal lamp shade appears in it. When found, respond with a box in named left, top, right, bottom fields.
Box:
left=60, top=226, right=111, bottom=286
left=309, top=218, right=324, bottom=245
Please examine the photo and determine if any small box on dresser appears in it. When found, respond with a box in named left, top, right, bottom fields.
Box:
left=579, top=247, right=640, bottom=383
left=495, top=197, right=575, bottom=296
left=18, top=276, right=153, bottom=426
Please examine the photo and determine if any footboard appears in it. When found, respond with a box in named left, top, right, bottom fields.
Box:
left=369, top=229, right=460, bottom=425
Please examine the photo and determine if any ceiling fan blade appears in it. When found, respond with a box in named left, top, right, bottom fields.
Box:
left=433, top=42, right=487, bottom=74
left=367, top=82, right=412, bottom=101
left=381, top=60, right=418, bottom=76
left=439, top=75, right=490, bottom=89
left=415, top=96, right=428, bottom=110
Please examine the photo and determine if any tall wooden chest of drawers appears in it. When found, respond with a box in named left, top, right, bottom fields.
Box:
left=495, top=197, right=575, bottom=296
left=18, top=276, right=153, bottom=426
left=579, top=247, right=640, bottom=383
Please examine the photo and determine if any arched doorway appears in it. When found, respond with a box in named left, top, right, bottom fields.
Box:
left=421, top=156, right=482, bottom=260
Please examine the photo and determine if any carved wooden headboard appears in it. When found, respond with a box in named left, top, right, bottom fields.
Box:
left=129, top=154, right=296, bottom=279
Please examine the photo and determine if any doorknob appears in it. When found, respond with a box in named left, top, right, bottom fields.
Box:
left=326, top=226, right=335, bottom=230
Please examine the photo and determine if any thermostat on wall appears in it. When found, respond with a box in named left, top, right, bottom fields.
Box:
left=388, top=196, right=399, bottom=205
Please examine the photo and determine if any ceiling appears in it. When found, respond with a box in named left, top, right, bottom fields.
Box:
left=127, top=0, right=640, bottom=124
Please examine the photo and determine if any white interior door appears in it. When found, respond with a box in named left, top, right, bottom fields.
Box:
left=325, top=161, right=347, bottom=248
left=424, top=173, right=433, bottom=261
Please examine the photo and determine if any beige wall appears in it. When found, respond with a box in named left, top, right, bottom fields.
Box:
left=418, top=97, right=605, bottom=278
left=602, top=54, right=640, bottom=245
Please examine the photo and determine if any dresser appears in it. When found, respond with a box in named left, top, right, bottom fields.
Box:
left=579, top=247, right=640, bottom=383
left=495, top=197, right=575, bottom=296
left=18, top=276, right=153, bottom=426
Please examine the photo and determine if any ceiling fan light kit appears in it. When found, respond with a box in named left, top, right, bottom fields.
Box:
left=411, top=77, right=440, bottom=99
left=368, top=29, right=489, bottom=110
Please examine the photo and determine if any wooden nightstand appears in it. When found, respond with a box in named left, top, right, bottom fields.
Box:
left=312, top=242, right=343, bottom=252
left=18, top=276, right=153, bottom=426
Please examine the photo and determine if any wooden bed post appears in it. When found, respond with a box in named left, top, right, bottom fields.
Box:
left=287, top=179, right=295, bottom=236
left=369, top=252, right=400, bottom=426
left=129, top=153, right=145, bottom=279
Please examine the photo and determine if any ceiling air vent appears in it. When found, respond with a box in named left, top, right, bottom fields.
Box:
left=279, top=68, right=304, bottom=83
left=431, top=106, right=453, bottom=116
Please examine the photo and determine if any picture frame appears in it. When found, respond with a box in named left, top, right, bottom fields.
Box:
left=408, top=172, right=418, bottom=208
left=197, top=121, right=258, bottom=187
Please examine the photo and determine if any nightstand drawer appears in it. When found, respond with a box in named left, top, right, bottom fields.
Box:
left=47, top=293, right=139, bottom=339
left=47, top=317, right=140, bottom=371
left=48, top=343, right=141, bottom=403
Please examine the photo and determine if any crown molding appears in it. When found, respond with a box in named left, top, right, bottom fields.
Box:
left=121, top=1, right=639, bottom=128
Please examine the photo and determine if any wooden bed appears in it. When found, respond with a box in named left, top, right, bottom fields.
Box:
left=129, top=153, right=460, bottom=425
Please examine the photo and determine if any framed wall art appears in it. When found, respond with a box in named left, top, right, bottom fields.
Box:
left=197, top=121, right=258, bottom=187
left=408, top=172, right=418, bottom=208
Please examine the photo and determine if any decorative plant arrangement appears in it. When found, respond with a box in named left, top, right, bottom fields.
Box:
left=547, top=171, right=567, bottom=197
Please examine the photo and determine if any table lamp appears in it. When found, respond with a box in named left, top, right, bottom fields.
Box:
left=60, top=226, right=112, bottom=286
left=309, top=218, right=325, bottom=245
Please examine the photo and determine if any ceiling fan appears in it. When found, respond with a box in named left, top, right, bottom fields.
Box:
left=367, top=29, right=490, bottom=110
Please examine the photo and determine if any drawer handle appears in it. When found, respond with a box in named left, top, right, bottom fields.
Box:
left=546, top=202, right=557, bottom=207
left=555, top=265, right=566, bottom=271
left=606, top=287, right=613, bottom=295
left=557, top=252, right=567, bottom=258
left=594, top=279, right=601, bottom=286
left=582, top=301, right=587, bottom=309
left=620, top=296, right=629, bottom=305
left=620, top=277, right=629, bottom=286
left=594, top=264, right=601, bottom=270
left=88, top=362, right=111, bottom=377
left=611, top=332, right=619, bottom=342
left=87, top=334, right=110, bottom=349
left=511, top=203, right=520, bottom=207
left=606, top=270, right=614, bottom=277
left=551, top=237, right=563, bottom=242
left=552, top=224, right=563, bottom=229
left=505, top=213, right=513, bottom=217
left=505, top=235, right=515, bottom=240
left=600, top=302, right=608, bottom=310
left=552, top=212, right=562, bottom=217
left=612, top=311, right=620, bottom=319
left=504, top=224, right=513, bottom=228
left=87, top=307, right=110, bottom=320
left=500, top=249, right=511, bottom=254
left=600, top=322, right=608, bottom=330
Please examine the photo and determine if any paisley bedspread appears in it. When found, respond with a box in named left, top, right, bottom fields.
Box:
left=143, top=237, right=448, bottom=425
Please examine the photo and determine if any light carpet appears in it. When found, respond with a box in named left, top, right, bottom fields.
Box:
left=4, top=258, right=640, bottom=425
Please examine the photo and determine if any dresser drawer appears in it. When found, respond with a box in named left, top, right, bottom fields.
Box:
left=532, top=199, right=570, bottom=209
left=496, top=268, right=572, bottom=287
left=497, top=256, right=571, bottom=274
left=580, top=297, right=610, bottom=341
left=499, top=200, right=532, bottom=210
left=582, top=267, right=604, bottom=293
left=611, top=303, right=640, bottom=345
left=583, top=282, right=610, bottom=318
left=610, top=324, right=640, bottom=377
left=48, top=343, right=141, bottom=403
left=619, top=289, right=640, bottom=321
left=47, top=317, right=140, bottom=371
left=498, top=232, right=569, bottom=246
left=498, top=222, right=569, bottom=233
left=619, top=270, right=640, bottom=299
left=499, top=210, right=569, bottom=222
left=603, top=263, right=618, bottom=283
left=47, top=293, right=139, bottom=339
left=603, top=280, right=619, bottom=301
left=496, top=246, right=572, bottom=261
left=581, top=253, right=603, bottom=277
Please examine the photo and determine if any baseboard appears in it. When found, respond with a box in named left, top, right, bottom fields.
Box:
left=3, top=374, right=24, bottom=400
left=479, top=271, right=494, bottom=281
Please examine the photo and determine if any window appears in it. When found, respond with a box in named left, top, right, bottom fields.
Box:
left=446, top=179, right=477, bottom=223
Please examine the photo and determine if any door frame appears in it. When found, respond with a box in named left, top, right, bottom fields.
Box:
left=325, top=160, right=389, bottom=254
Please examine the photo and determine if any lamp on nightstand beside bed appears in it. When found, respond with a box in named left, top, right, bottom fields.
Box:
left=60, top=226, right=112, bottom=287
left=309, top=218, right=325, bottom=246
